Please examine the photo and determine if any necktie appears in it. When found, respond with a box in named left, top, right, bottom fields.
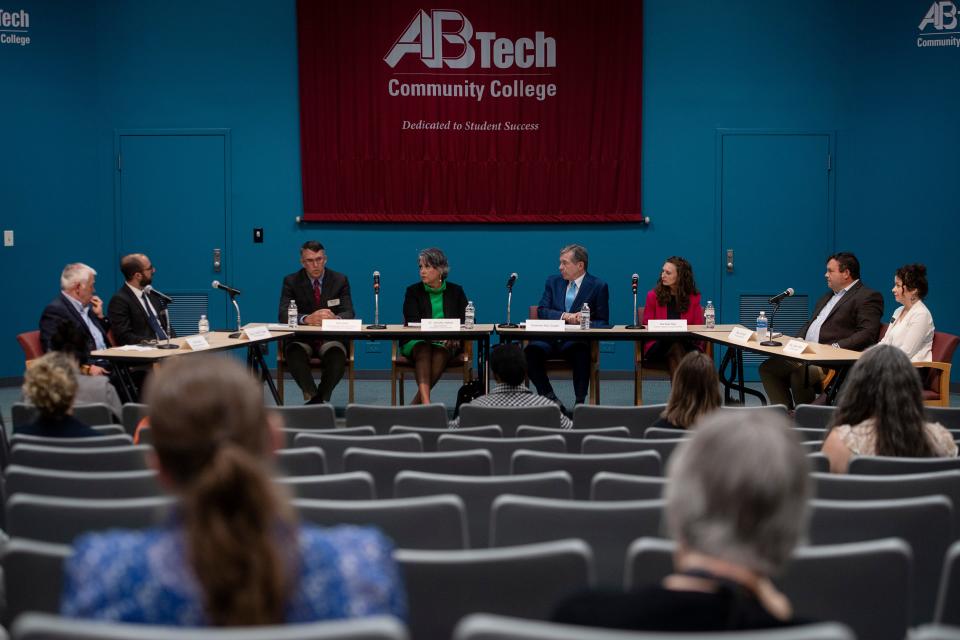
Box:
left=565, top=281, right=578, bottom=312
left=313, top=279, right=321, bottom=307
left=143, top=297, right=168, bottom=340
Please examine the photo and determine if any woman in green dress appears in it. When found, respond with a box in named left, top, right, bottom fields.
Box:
left=400, top=248, right=469, bottom=404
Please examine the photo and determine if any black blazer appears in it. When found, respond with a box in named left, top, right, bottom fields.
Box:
left=39, top=293, right=111, bottom=359
left=278, top=268, right=355, bottom=322
left=401, top=281, right=469, bottom=347
left=799, top=281, right=884, bottom=351
left=107, top=285, right=175, bottom=345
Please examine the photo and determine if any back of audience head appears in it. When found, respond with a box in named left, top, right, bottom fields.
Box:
left=666, top=410, right=810, bottom=577
left=22, top=352, right=79, bottom=420
left=490, top=343, right=526, bottom=387
left=661, top=351, right=721, bottom=429
left=146, top=355, right=294, bottom=626
left=828, top=343, right=932, bottom=457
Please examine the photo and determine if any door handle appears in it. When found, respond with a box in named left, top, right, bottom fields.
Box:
left=726, top=249, right=734, bottom=273
left=213, top=248, right=221, bottom=273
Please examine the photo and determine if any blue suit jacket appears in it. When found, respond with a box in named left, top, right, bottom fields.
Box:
left=39, top=293, right=111, bottom=358
left=537, top=273, right=610, bottom=327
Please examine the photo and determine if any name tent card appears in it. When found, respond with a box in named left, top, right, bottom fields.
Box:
left=421, top=318, right=461, bottom=331
left=526, top=319, right=566, bottom=332
left=727, top=326, right=755, bottom=343
left=647, top=319, right=688, bottom=332
left=183, top=335, right=211, bottom=351
left=243, top=325, right=272, bottom=341
left=782, top=339, right=814, bottom=355
left=322, top=319, right=362, bottom=331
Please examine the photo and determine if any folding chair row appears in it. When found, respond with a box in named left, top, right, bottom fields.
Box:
left=11, top=402, right=118, bottom=430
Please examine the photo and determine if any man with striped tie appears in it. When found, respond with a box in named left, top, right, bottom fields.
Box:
left=107, top=253, right=176, bottom=346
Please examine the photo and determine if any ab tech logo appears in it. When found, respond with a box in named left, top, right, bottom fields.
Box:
left=917, top=1, right=960, bottom=48
left=0, top=8, right=30, bottom=46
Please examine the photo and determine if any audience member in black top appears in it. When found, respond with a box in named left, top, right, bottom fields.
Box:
left=18, top=352, right=100, bottom=438
left=553, top=410, right=811, bottom=632
left=651, top=351, right=721, bottom=431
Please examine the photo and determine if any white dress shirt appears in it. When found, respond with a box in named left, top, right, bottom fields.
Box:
left=805, top=280, right=859, bottom=344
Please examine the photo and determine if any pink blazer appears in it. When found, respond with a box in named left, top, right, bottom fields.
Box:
left=641, top=290, right=704, bottom=356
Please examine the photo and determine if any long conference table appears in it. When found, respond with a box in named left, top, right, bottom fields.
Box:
left=92, top=323, right=862, bottom=406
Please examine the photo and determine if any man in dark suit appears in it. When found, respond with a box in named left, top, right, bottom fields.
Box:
left=278, top=241, right=355, bottom=404
left=39, top=262, right=112, bottom=376
left=107, top=253, right=175, bottom=345
left=759, top=252, right=883, bottom=408
left=525, top=244, right=610, bottom=410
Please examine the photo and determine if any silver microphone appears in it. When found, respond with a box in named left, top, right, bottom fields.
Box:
left=212, top=280, right=241, bottom=296
left=144, top=285, right=173, bottom=304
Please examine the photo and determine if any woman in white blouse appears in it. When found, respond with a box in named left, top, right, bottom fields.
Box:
left=880, top=263, right=934, bottom=362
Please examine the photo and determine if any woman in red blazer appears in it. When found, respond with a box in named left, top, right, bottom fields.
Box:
left=642, top=256, right=705, bottom=376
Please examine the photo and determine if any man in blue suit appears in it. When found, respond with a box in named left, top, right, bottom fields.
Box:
left=525, top=244, right=610, bottom=410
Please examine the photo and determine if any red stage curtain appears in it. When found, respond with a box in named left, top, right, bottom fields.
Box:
left=297, top=0, right=642, bottom=223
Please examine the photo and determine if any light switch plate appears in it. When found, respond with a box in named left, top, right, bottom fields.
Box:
left=3, top=230, right=12, bottom=247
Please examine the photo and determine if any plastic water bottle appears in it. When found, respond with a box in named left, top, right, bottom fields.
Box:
left=288, top=300, right=298, bottom=328
left=580, top=303, right=591, bottom=330
left=756, top=311, right=769, bottom=342
left=464, top=301, right=475, bottom=329
left=198, top=314, right=210, bottom=334
left=704, top=300, right=716, bottom=329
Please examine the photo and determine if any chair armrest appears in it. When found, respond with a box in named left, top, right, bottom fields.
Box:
left=914, top=360, right=951, bottom=399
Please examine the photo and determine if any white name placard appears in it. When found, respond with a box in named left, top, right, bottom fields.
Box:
left=526, top=319, right=566, bottom=332
left=422, top=318, right=461, bottom=331
left=322, top=319, right=362, bottom=331
left=647, top=319, right=688, bottom=332
left=183, top=335, right=211, bottom=351
left=782, top=339, right=814, bottom=355
left=727, top=326, right=755, bottom=343
left=243, top=325, right=272, bottom=341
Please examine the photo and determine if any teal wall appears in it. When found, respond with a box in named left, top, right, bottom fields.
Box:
left=2, top=0, right=957, bottom=377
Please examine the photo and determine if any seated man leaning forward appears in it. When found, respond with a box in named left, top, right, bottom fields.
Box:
left=451, top=343, right=572, bottom=429
left=759, top=252, right=883, bottom=409
left=525, top=244, right=609, bottom=411
left=278, top=241, right=354, bottom=405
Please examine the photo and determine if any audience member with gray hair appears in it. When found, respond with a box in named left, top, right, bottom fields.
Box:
left=554, top=410, right=811, bottom=631
left=18, top=352, right=100, bottom=438
left=821, top=343, right=956, bottom=473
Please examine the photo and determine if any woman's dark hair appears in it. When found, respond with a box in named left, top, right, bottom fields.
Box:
left=490, top=343, right=527, bottom=386
left=662, top=351, right=721, bottom=428
left=896, top=263, right=929, bottom=300
left=145, top=355, right=295, bottom=626
left=827, top=344, right=934, bottom=457
left=418, top=247, right=450, bottom=280
left=654, top=256, right=699, bottom=313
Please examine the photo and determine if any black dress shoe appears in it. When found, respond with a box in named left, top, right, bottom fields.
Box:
left=305, top=394, right=326, bottom=405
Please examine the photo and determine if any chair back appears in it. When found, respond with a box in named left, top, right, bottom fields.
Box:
left=345, top=403, right=448, bottom=434
left=281, top=426, right=375, bottom=448
left=459, top=405, right=562, bottom=436
left=719, top=404, right=790, bottom=418
left=294, top=433, right=423, bottom=474
left=848, top=455, right=960, bottom=475
left=277, top=472, right=376, bottom=501
left=11, top=434, right=132, bottom=449
left=642, top=426, right=690, bottom=439
left=809, top=496, right=952, bottom=624
left=17, top=330, right=44, bottom=363
left=294, top=494, right=468, bottom=549
left=391, top=425, right=502, bottom=451
left=275, top=447, right=326, bottom=476
left=794, top=404, right=836, bottom=429
left=590, top=472, right=667, bottom=501
left=572, top=404, right=665, bottom=438
left=515, top=426, right=631, bottom=454
left=926, top=331, right=960, bottom=392
left=394, top=471, right=574, bottom=547
left=511, top=450, right=662, bottom=499
left=344, top=449, right=493, bottom=498
left=582, top=436, right=686, bottom=464
left=275, top=404, right=337, bottom=429
left=9, top=444, right=151, bottom=472
left=1, top=539, right=71, bottom=627
left=491, top=495, right=663, bottom=587
left=11, top=612, right=409, bottom=640
left=398, top=540, right=592, bottom=640
left=936, top=540, right=960, bottom=625
left=91, top=424, right=126, bottom=436
left=6, top=494, right=173, bottom=544
left=808, top=453, right=830, bottom=473
left=120, top=402, right=148, bottom=435
left=927, top=406, right=960, bottom=430
left=438, top=435, right=566, bottom=475
left=4, top=466, right=162, bottom=500
left=69, top=403, right=118, bottom=426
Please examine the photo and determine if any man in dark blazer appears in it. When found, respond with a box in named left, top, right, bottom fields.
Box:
left=759, top=252, right=883, bottom=408
left=107, top=253, right=175, bottom=345
left=278, top=241, right=355, bottom=404
left=525, top=244, right=610, bottom=410
left=39, top=262, right=112, bottom=375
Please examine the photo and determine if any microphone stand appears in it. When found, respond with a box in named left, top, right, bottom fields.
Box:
left=761, top=301, right=783, bottom=346
left=367, top=288, right=386, bottom=329
left=625, top=287, right=641, bottom=329
left=156, top=306, right=179, bottom=349
left=497, top=285, right=518, bottom=328
left=228, top=294, right=243, bottom=338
